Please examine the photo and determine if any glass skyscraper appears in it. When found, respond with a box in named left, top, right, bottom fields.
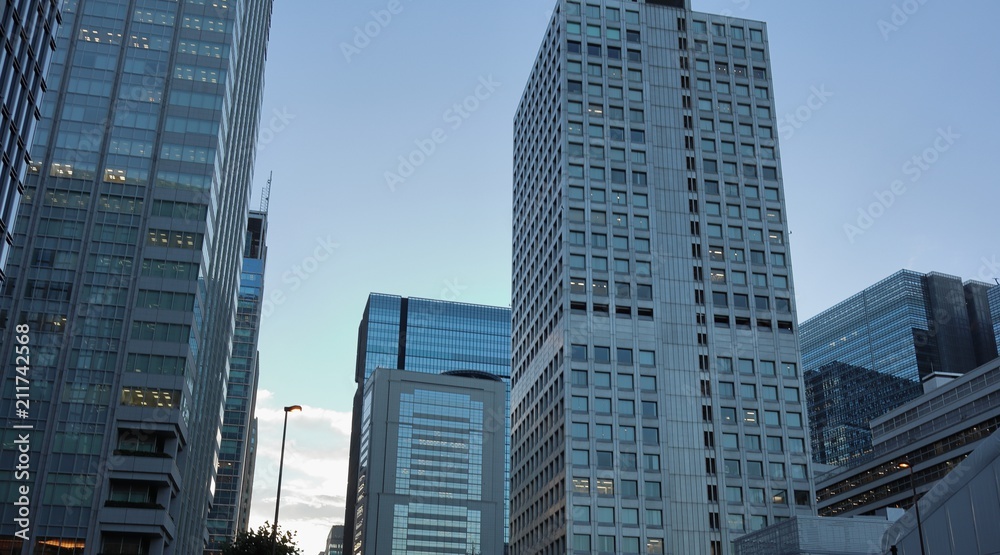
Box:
left=343, top=294, right=511, bottom=554
left=0, top=0, right=273, bottom=552
left=511, top=1, right=813, bottom=553
left=206, top=210, right=267, bottom=553
left=353, top=369, right=506, bottom=555
left=0, top=0, right=61, bottom=283
left=800, top=270, right=999, bottom=467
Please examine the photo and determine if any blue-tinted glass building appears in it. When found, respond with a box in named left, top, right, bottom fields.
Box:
left=0, top=0, right=61, bottom=283
left=206, top=210, right=267, bottom=553
left=353, top=369, right=506, bottom=555
left=801, top=270, right=998, bottom=466
left=0, top=0, right=273, bottom=552
left=343, top=294, right=511, bottom=554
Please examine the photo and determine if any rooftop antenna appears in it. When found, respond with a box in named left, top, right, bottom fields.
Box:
left=260, top=171, right=272, bottom=213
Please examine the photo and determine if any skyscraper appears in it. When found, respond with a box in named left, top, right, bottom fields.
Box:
left=206, top=210, right=268, bottom=553
left=800, top=270, right=998, bottom=466
left=344, top=294, right=511, bottom=554
left=353, top=368, right=507, bottom=555
left=0, top=0, right=273, bottom=552
left=0, top=0, right=61, bottom=283
left=511, top=2, right=813, bottom=553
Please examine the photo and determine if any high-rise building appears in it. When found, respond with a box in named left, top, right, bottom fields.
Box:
left=0, top=0, right=273, bottom=552
left=816, top=356, right=1000, bottom=519
left=800, top=270, right=998, bottom=466
left=0, top=0, right=61, bottom=283
left=321, top=525, right=345, bottom=555
left=344, top=294, right=511, bottom=554
left=511, top=2, right=813, bottom=553
left=353, top=368, right=507, bottom=555
left=206, top=210, right=268, bottom=553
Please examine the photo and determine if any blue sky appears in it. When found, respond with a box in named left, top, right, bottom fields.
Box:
left=246, top=1, right=1000, bottom=550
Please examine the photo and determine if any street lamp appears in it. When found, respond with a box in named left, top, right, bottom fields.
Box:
left=272, top=405, right=302, bottom=555
left=897, top=461, right=927, bottom=555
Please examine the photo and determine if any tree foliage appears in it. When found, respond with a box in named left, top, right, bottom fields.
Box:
left=222, top=523, right=302, bottom=555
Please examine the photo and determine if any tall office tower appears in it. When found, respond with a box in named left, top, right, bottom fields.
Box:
left=353, top=368, right=507, bottom=555
left=511, top=2, right=813, bottom=553
left=344, top=294, right=511, bottom=554
left=206, top=210, right=268, bottom=553
left=0, top=0, right=61, bottom=283
left=0, top=0, right=273, bottom=552
left=800, top=270, right=998, bottom=467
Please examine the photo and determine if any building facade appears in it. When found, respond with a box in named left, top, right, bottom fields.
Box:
left=800, top=270, right=998, bottom=466
left=511, top=2, right=814, bottom=553
left=816, top=356, right=1000, bottom=519
left=206, top=210, right=268, bottom=553
left=0, top=0, right=273, bottom=552
left=0, top=0, right=61, bottom=283
left=353, top=369, right=506, bottom=555
left=321, top=525, right=344, bottom=555
left=344, top=294, right=511, bottom=554
left=734, top=515, right=893, bottom=555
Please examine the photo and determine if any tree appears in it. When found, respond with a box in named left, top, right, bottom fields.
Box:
left=222, top=523, right=302, bottom=555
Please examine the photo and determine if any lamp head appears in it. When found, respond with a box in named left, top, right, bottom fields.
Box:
left=898, top=462, right=911, bottom=469
left=284, top=405, right=303, bottom=413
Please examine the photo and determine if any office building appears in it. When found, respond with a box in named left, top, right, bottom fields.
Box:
left=801, top=270, right=998, bottom=466
left=0, top=0, right=61, bottom=283
left=817, top=355, right=1000, bottom=519
left=344, top=294, right=511, bottom=554
left=990, top=285, right=1000, bottom=348
left=206, top=210, right=268, bottom=553
left=320, top=525, right=345, bottom=555
left=511, top=2, right=813, bottom=553
left=0, top=0, right=273, bottom=552
left=353, top=368, right=506, bottom=555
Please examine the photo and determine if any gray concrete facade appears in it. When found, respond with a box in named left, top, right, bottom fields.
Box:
left=511, top=1, right=814, bottom=553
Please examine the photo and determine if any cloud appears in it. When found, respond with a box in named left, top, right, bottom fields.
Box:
left=248, top=390, right=353, bottom=552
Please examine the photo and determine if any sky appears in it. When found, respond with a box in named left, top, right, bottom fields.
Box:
left=245, top=1, right=1000, bottom=551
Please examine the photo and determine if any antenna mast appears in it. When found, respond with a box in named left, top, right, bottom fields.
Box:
left=260, top=171, right=272, bottom=213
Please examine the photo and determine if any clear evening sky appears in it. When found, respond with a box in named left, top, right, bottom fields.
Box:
left=245, top=1, right=1000, bottom=551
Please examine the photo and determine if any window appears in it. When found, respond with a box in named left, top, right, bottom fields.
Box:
left=717, top=357, right=733, bottom=373
left=642, top=401, right=657, bottom=418
left=572, top=344, right=587, bottom=361
left=784, top=387, right=800, bottom=403
left=769, top=462, right=785, bottom=479
left=766, top=436, right=783, bottom=453
left=572, top=396, right=588, bottom=411
left=746, top=435, right=761, bottom=450
left=573, top=534, right=591, bottom=551
left=619, top=399, right=635, bottom=415
left=747, top=460, right=764, bottom=478
left=787, top=412, right=803, bottom=428
left=642, top=427, right=659, bottom=444
left=644, top=454, right=661, bottom=471
left=724, top=459, right=740, bottom=477
left=596, top=424, right=612, bottom=440
left=572, top=422, right=589, bottom=439
left=718, top=382, right=735, bottom=398
left=726, top=486, right=743, bottom=503
left=743, top=409, right=758, bottom=425
left=572, top=370, right=588, bottom=386
left=789, top=437, right=806, bottom=453
left=597, top=450, right=614, bottom=468
left=572, top=449, right=589, bottom=465
left=749, top=487, right=765, bottom=504
left=595, top=397, right=612, bottom=412
left=618, top=373, right=634, bottom=389
left=764, top=410, right=780, bottom=426
left=740, top=384, right=756, bottom=400
left=720, top=407, right=737, bottom=424
left=640, top=375, right=656, bottom=390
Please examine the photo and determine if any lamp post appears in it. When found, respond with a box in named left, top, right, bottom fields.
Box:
left=272, top=405, right=302, bottom=555
left=898, top=462, right=927, bottom=555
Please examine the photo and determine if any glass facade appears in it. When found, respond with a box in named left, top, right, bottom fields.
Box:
left=801, top=270, right=998, bottom=466
left=0, top=0, right=61, bottom=284
left=0, top=0, right=273, bottom=552
left=206, top=211, right=268, bottom=553
left=344, top=294, right=511, bottom=553
left=354, top=370, right=505, bottom=555
left=511, top=2, right=813, bottom=553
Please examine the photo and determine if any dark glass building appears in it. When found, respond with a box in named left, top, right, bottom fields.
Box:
left=801, top=270, right=998, bottom=466
left=0, top=0, right=61, bottom=283
left=206, top=210, right=267, bottom=553
left=353, top=369, right=506, bottom=555
left=343, top=294, right=511, bottom=554
left=0, top=0, right=273, bottom=552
